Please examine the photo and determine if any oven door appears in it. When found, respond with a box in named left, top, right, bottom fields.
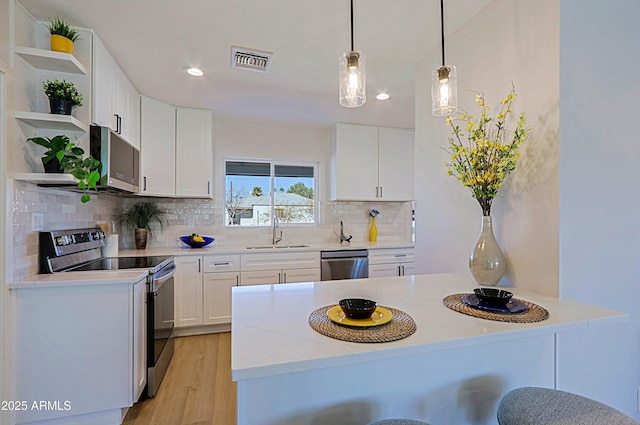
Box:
left=147, top=263, right=176, bottom=397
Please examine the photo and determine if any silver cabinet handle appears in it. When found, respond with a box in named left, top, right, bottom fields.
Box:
left=207, top=181, right=210, bottom=194
left=214, top=262, right=230, bottom=266
left=143, top=176, right=147, bottom=191
left=283, top=272, right=287, bottom=283
left=401, top=265, right=405, bottom=276
left=236, top=274, right=239, bottom=286
left=278, top=272, right=282, bottom=283
left=198, top=258, right=201, bottom=273
left=380, top=186, right=383, bottom=198
left=395, top=254, right=407, bottom=258
left=398, top=265, right=401, bottom=276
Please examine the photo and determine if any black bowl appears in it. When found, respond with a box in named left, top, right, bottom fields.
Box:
left=473, top=288, right=513, bottom=307
left=339, top=298, right=378, bottom=320
left=179, top=235, right=214, bottom=248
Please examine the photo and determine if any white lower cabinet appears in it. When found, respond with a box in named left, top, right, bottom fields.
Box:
left=174, top=255, right=203, bottom=327
left=240, top=251, right=321, bottom=286
left=175, top=255, right=240, bottom=328
left=11, top=279, right=144, bottom=424
left=368, top=248, right=415, bottom=278
left=202, top=255, right=240, bottom=324
left=133, top=277, right=147, bottom=402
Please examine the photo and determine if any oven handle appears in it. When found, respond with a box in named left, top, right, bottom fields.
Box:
left=152, top=265, right=176, bottom=291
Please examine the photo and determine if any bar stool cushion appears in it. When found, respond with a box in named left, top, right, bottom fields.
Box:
left=497, top=387, right=639, bottom=425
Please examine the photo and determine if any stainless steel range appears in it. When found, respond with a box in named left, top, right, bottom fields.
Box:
left=39, top=228, right=176, bottom=398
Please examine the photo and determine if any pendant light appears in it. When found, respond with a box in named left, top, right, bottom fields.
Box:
left=431, top=0, right=457, bottom=116
left=339, top=0, right=366, bottom=107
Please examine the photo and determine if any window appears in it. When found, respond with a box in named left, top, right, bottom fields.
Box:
left=225, top=160, right=317, bottom=226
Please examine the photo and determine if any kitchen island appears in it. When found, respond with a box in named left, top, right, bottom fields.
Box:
left=231, top=273, right=627, bottom=425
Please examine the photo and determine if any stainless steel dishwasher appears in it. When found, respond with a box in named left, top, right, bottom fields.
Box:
left=320, top=249, right=369, bottom=280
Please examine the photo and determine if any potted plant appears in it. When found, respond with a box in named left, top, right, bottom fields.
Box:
left=42, top=79, right=83, bottom=115
left=45, top=17, right=80, bottom=54
left=116, top=200, right=168, bottom=249
left=26, top=134, right=101, bottom=203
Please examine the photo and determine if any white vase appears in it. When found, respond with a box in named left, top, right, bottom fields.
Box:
left=469, top=215, right=506, bottom=286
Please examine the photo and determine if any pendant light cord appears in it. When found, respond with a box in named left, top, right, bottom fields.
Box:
left=440, top=0, right=445, bottom=66
left=350, top=0, right=355, bottom=51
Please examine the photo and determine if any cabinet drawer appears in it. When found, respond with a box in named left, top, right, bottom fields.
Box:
left=203, top=255, right=241, bottom=273
left=368, top=248, right=414, bottom=265
left=241, top=251, right=320, bottom=271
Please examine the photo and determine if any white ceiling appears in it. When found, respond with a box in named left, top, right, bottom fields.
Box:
left=19, top=0, right=492, bottom=128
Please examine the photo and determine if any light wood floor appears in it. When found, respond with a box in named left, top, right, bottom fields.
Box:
left=123, top=333, right=236, bottom=425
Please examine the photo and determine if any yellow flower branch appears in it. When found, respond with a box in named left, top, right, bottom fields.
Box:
left=444, top=84, right=531, bottom=216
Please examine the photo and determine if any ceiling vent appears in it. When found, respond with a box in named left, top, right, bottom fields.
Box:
left=231, top=47, right=273, bottom=73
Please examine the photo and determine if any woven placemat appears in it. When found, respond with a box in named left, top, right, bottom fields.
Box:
left=309, top=305, right=416, bottom=343
left=443, top=293, right=549, bottom=323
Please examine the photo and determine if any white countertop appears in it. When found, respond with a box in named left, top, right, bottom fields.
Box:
left=118, top=240, right=414, bottom=257
left=9, top=269, right=149, bottom=289
left=231, top=273, right=628, bottom=381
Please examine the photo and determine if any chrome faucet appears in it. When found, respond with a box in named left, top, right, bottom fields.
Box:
left=273, top=215, right=283, bottom=245
left=339, top=221, right=352, bottom=244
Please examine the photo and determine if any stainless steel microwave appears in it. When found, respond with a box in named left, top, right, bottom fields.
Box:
left=89, top=126, right=140, bottom=193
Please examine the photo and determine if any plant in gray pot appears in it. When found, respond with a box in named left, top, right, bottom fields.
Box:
left=42, top=79, right=83, bottom=115
left=116, top=200, right=168, bottom=250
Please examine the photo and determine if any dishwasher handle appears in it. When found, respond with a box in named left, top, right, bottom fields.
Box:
left=321, top=249, right=368, bottom=259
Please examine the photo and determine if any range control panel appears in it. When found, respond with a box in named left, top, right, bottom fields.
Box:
left=53, top=229, right=106, bottom=247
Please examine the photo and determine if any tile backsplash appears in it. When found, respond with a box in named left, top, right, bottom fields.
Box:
left=11, top=181, right=413, bottom=280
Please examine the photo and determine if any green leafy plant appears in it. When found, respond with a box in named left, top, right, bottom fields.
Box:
left=42, top=79, right=83, bottom=107
left=444, top=85, right=531, bottom=216
left=116, top=201, right=168, bottom=236
left=26, top=135, right=101, bottom=203
left=45, top=17, right=80, bottom=42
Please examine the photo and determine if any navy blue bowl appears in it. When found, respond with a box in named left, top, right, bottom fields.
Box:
left=473, top=288, right=513, bottom=307
left=179, top=235, right=214, bottom=248
left=339, top=298, right=378, bottom=320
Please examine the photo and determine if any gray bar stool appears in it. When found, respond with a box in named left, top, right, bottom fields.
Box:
left=497, top=387, right=639, bottom=425
left=367, top=420, right=431, bottom=425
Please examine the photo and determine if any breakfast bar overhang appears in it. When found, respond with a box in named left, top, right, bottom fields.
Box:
left=231, top=273, right=627, bottom=425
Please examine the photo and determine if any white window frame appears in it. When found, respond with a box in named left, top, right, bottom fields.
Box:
left=224, top=157, right=319, bottom=227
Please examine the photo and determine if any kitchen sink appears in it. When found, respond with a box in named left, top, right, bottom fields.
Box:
left=246, top=244, right=309, bottom=250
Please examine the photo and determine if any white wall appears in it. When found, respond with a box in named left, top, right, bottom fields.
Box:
left=213, top=118, right=330, bottom=200
left=416, top=0, right=639, bottom=418
left=1, top=0, right=11, bottom=423
left=415, top=0, right=560, bottom=296
left=556, top=0, right=640, bottom=416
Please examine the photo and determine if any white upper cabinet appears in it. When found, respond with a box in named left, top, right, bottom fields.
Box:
left=175, top=107, right=213, bottom=198
left=140, top=98, right=214, bottom=198
left=140, top=96, right=176, bottom=196
left=92, top=33, right=140, bottom=148
left=330, top=123, right=414, bottom=201
left=377, top=127, right=415, bottom=201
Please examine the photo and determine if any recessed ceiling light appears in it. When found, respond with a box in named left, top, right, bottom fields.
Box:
left=185, top=67, right=204, bottom=77
left=376, top=93, right=390, bottom=101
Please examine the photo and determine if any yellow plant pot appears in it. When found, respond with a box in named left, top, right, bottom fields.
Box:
left=50, top=34, right=74, bottom=54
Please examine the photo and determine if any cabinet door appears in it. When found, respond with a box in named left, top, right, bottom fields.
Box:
left=369, top=263, right=402, bottom=278
left=282, top=268, right=321, bottom=284
left=240, top=270, right=281, bottom=286
left=132, top=278, right=147, bottom=402
left=174, top=256, right=203, bottom=327
left=114, top=69, right=140, bottom=148
left=331, top=123, right=379, bottom=200
left=175, top=107, right=213, bottom=198
left=203, top=272, right=238, bottom=325
left=91, top=34, right=116, bottom=130
left=140, top=96, right=176, bottom=196
left=401, top=262, right=415, bottom=276
left=377, top=127, right=414, bottom=201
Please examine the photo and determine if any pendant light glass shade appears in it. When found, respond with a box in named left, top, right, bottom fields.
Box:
left=431, top=0, right=457, bottom=116
left=431, top=65, right=457, bottom=116
left=339, top=50, right=366, bottom=107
